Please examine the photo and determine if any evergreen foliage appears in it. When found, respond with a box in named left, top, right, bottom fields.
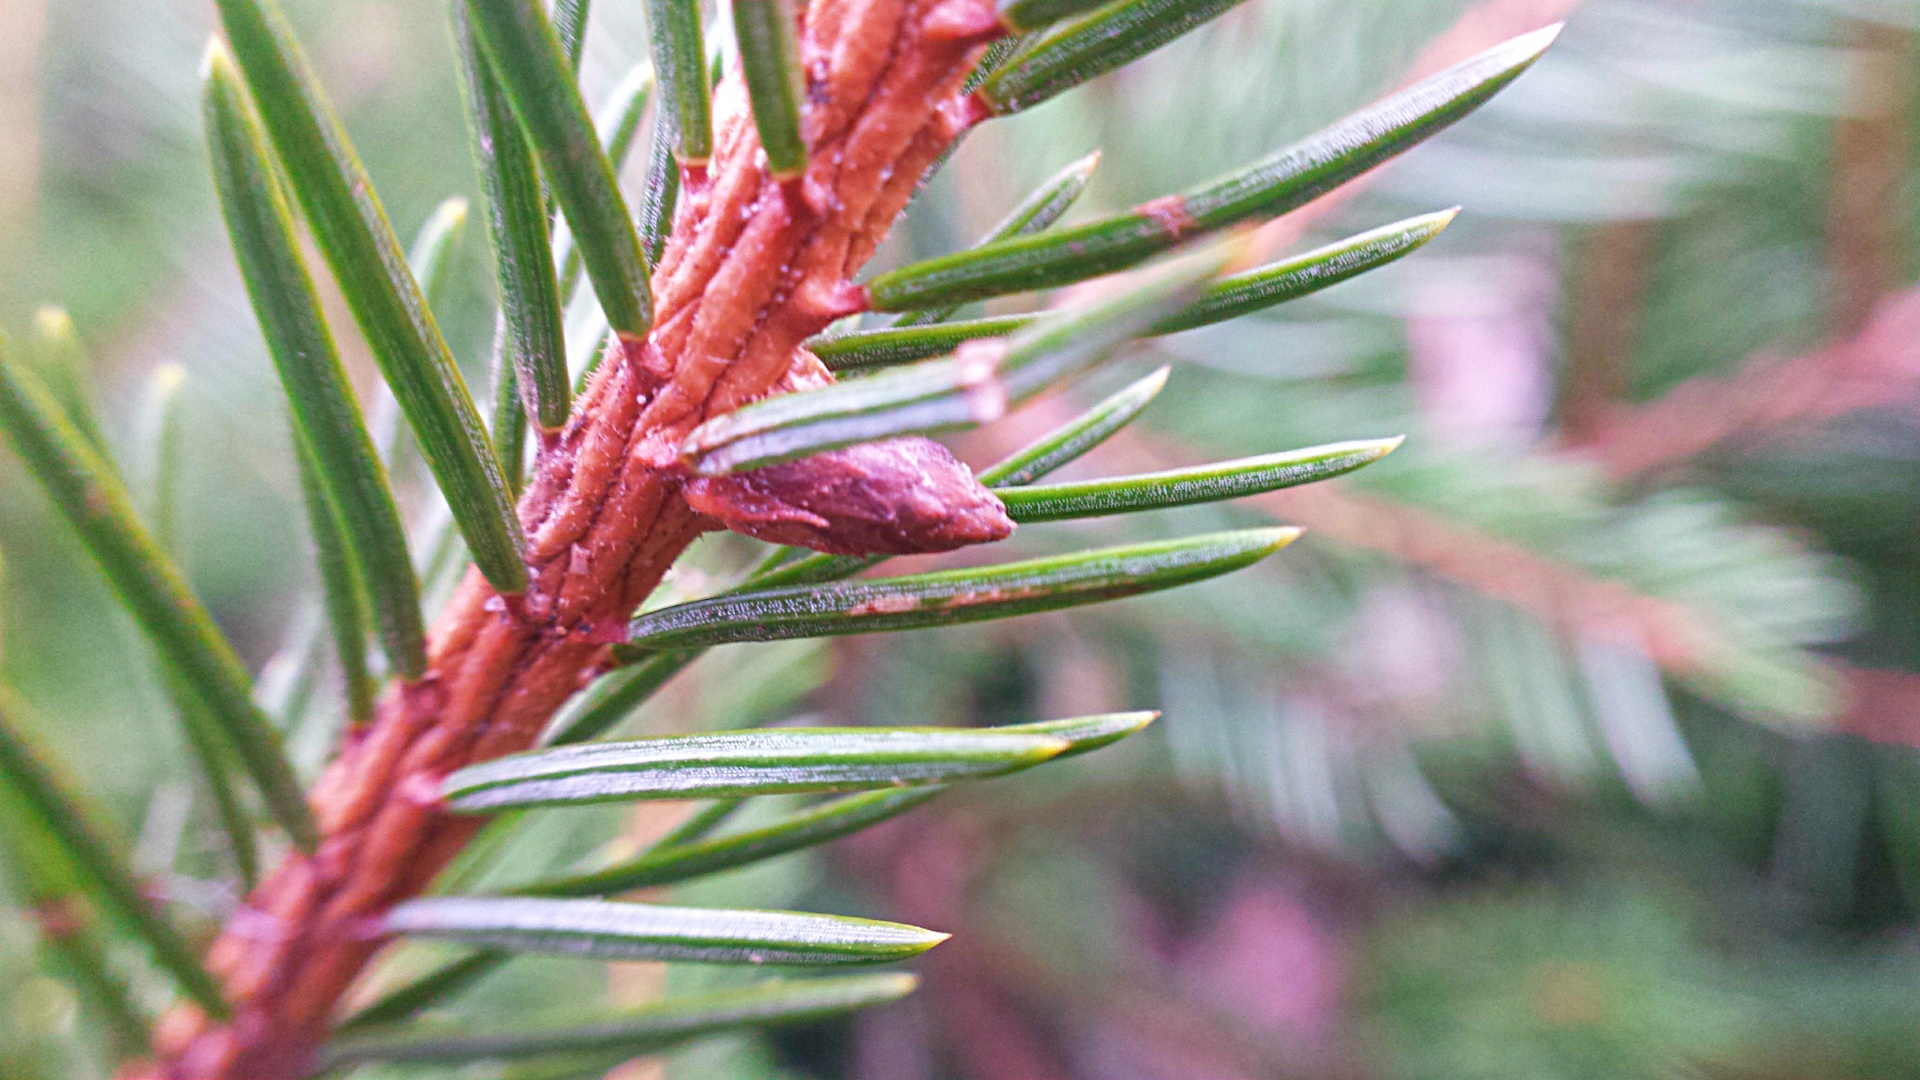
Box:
left=1, top=0, right=1915, bottom=1077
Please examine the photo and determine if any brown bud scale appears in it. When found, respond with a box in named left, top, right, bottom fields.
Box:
left=686, top=436, right=1014, bottom=555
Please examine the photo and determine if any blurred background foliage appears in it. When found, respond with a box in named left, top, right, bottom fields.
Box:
left=5, top=0, right=1920, bottom=1076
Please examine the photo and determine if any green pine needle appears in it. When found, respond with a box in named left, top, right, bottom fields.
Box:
left=464, top=0, right=655, bottom=341
left=0, top=799, right=153, bottom=1056
left=324, top=974, right=919, bottom=1067
left=0, top=703, right=229, bottom=1015
left=141, top=367, right=263, bottom=884
left=998, top=436, right=1403, bottom=522
left=661, top=801, right=751, bottom=852
left=999, top=711, right=1161, bottom=756
left=516, top=713, right=1153, bottom=896
left=996, top=0, right=1119, bottom=33
left=891, top=149, right=1102, bottom=328
left=382, top=897, right=949, bottom=965
left=207, top=4, right=527, bottom=594
left=0, top=343, right=317, bottom=850
left=204, top=47, right=429, bottom=683
left=732, top=0, right=808, bottom=177
left=619, top=527, right=1299, bottom=654
left=518, top=790, right=944, bottom=896
left=647, top=0, right=712, bottom=164
left=335, top=949, right=508, bottom=1034
left=977, top=363, right=1168, bottom=485
left=455, top=7, right=571, bottom=432
left=27, top=308, right=109, bottom=461
left=818, top=209, right=1457, bottom=371
left=441, top=728, right=1072, bottom=811
left=376, top=197, right=472, bottom=474
left=408, top=197, right=472, bottom=315
left=978, top=0, right=1259, bottom=114
left=490, top=323, right=530, bottom=489
left=551, top=0, right=591, bottom=73
left=292, top=431, right=377, bottom=723
left=33, top=906, right=152, bottom=1056
left=637, top=91, right=681, bottom=264
left=869, top=28, right=1556, bottom=310
left=1157, top=208, right=1457, bottom=333
left=554, top=63, right=656, bottom=301
left=810, top=314, right=1031, bottom=373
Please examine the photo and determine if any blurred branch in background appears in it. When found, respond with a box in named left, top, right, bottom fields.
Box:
left=1828, top=16, right=1912, bottom=337
left=1588, top=285, right=1920, bottom=481
left=1558, top=220, right=1658, bottom=443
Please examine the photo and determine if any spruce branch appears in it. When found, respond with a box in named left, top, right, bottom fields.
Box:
left=2, top=0, right=1557, bottom=1073
left=139, top=1, right=1016, bottom=1074
left=1832, top=661, right=1920, bottom=747
left=1584, top=287, right=1920, bottom=480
